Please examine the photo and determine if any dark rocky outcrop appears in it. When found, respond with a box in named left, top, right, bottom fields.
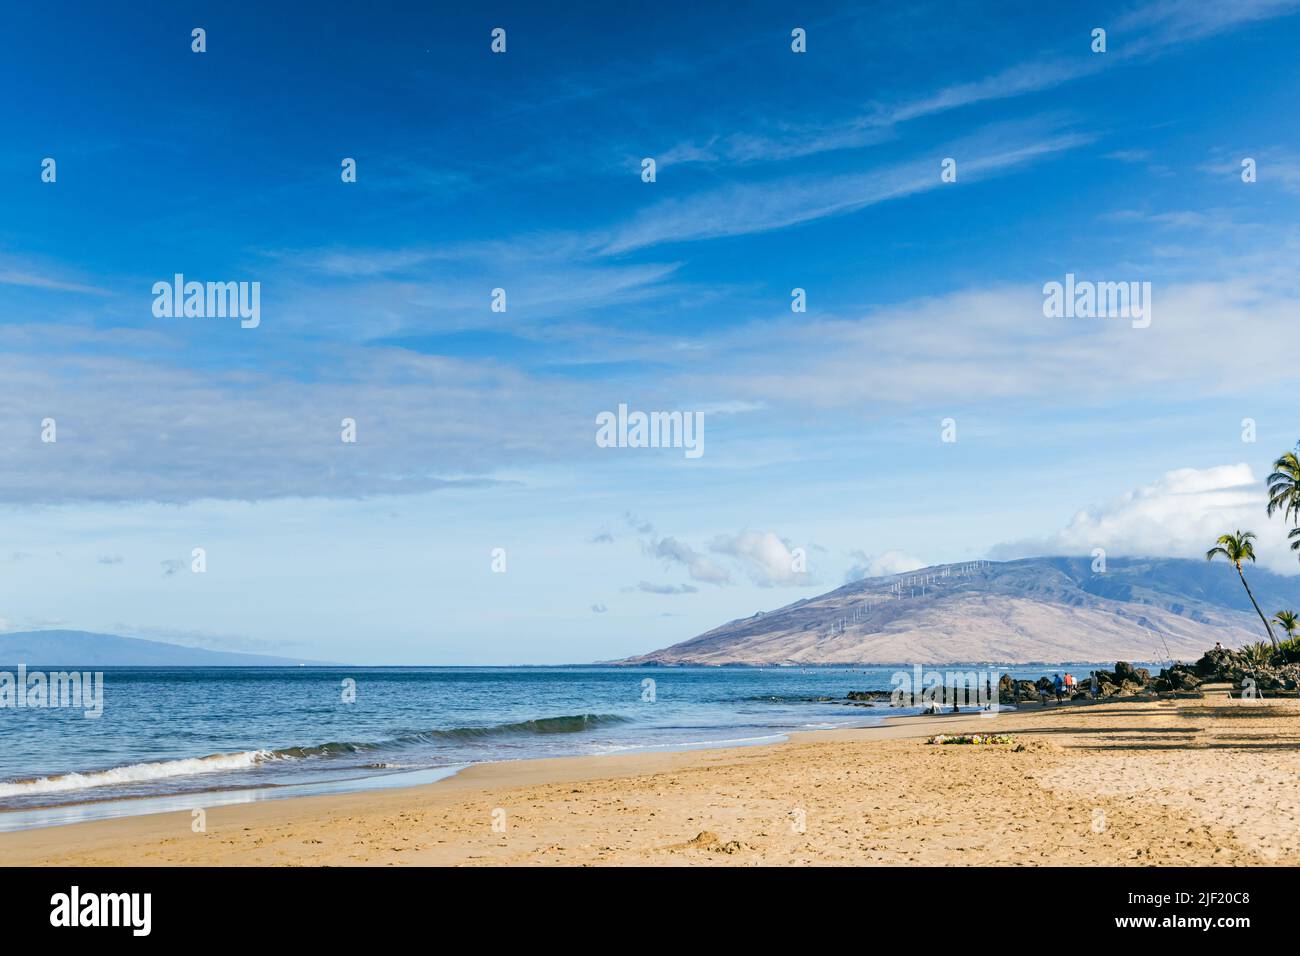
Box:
left=1182, top=647, right=1300, bottom=692
left=845, top=690, right=891, bottom=701
left=1153, top=663, right=1202, bottom=691
left=853, top=645, right=1300, bottom=713
left=999, top=661, right=1161, bottom=703
left=998, top=673, right=1016, bottom=704
left=1193, top=647, right=1242, bottom=678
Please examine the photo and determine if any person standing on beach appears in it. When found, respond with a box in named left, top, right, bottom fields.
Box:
left=1053, top=673, right=1064, bottom=703
left=1089, top=671, right=1099, bottom=699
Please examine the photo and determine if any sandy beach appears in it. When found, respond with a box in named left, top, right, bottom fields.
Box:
left=4, top=689, right=1300, bottom=866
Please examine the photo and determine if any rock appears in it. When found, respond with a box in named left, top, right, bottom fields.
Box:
left=684, top=831, right=746, bottom=854
left=1245, top=666, right=1300, bottom=691
left=1154, top=664, right=1202, bottom=692
left=1112, top=661, right=1150, bottom=687
left=1014, top=679, right=1041, bottom=701
left=998, top=674, right=1017, bottom=705
left=1194, top=647, right=1244, bottom=680
left=846, top=690, right=890, bottom=701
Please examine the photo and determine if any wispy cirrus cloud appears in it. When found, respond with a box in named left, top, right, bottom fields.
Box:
left=0, top=255, right=111, bottom=295
left=262, top=244, right=685, bottom=339
left=601, top=122, right=1092, bottom=253
left=1115, top=0, right=1300, bottom=47
left=1198, top=148, right=1300, bottom=195
left=656, top=0, right=1299, bottom=171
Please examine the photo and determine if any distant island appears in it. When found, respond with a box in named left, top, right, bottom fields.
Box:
left=0, top=630, right=331, bottom=667
left=615, top=556, right=1300, bottom=666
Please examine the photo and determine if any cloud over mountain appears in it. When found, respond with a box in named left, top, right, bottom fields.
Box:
left=994, top=464, right=1299, bottom=572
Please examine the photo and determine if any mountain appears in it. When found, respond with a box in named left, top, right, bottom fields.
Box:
left=618, top=557, right=1300, bottom=665
left=0, top=630, right=329, bottom=666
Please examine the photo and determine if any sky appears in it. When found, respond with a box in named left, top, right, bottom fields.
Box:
left=2, top=0, right=1300, bottom=664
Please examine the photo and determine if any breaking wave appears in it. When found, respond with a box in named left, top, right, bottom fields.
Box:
left=0, top=750, right=274, bottom=798
left=0, top=713, right=632, bottom=798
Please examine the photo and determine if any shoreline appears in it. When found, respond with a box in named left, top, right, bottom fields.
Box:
left=5, top=692, right=1298, bottom=866
left=0, top=707, right=983, bottom=855
left=0, top=663, right=1168, bottom=833
left=0, top=710, right=901, bottom=833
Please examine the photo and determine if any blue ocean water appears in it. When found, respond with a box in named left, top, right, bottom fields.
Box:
left=0, top=664, right=1098, bottom=827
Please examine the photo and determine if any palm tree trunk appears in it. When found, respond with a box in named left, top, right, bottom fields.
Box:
left=1237, top=565, right=1279, bottom=648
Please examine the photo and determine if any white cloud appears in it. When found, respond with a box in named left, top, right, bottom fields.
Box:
left=646, top=536, right=731, bottom=585
left=691, top=267, right=1300, bottom=410
left=635, top=528, right=814, bottom=588
left=10, top=261, right=1300, bottom=508
left=0, top=345, right=582, bottom=504
left=631, top=581, right=698, bottom=595
left=845, top=549, right=926, bottom=582
left=709, top=531, right=811, bottom=588
left=995, top=464, right=1299, bottom=572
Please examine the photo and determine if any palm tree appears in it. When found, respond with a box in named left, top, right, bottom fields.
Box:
left=1274, top=610, right=1299, bottom=641
left=1207, top=531, right=1278, bottom=648
left=1267, top=450, right=1300, bottom=526
left=1240, top=641, right=1274, bottom=669
left=1275, top=610, right=1300, bottom=664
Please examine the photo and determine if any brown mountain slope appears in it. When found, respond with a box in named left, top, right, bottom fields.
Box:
left=617, top=556, right=1294, bottom=665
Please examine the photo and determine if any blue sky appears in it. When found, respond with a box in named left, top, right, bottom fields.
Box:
left=3, top=0, right=1300, bottom=663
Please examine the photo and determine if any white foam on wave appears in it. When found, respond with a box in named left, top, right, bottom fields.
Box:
left=0, top=750, right=274, bottom=798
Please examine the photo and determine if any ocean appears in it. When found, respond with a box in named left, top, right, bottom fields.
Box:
left=0, top=664, right=1103, bottom=830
